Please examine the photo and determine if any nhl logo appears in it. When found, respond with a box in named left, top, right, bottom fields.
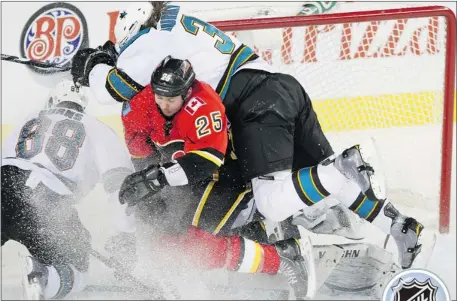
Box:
left=392, top=278, right=438, bottom=301
left=20, top=2, right=89, bottom=74
left=383, top=269, right=450, bottom=301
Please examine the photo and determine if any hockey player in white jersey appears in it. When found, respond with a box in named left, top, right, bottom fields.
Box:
left=70, top=2, right=426, bottom=298
left=1, top=80, right=135, bottom=300
left=70, top=2, right=271, bottom=104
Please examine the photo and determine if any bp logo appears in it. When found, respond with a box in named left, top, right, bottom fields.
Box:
left=383, top=269, right=450, bottom=301
left=20, top=2, right=89, bottom=74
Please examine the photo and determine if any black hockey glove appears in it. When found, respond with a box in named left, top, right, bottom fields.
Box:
left=119, top=164, right=167, bottom=207
left=70, top=47, right=116, bottom=87
left=97, top=40, right=119, bottom=64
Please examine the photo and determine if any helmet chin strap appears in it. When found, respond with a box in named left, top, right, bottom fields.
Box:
left=156, top=103, right=176, bottom=137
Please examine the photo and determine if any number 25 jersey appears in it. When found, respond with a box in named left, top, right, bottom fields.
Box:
left=123, top=80, right=228, bottom=184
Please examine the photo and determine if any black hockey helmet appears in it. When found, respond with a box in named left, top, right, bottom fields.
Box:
left=151, top=55, right=195, bottom=99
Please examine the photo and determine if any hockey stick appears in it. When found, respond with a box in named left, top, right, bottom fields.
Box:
left=1, top=54, right=71, bottom=72
left=89, top=249, right=168, bottom=299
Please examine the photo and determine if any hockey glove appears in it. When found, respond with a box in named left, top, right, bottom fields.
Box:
left=119, top=164, right=167, bottom=207
left=97, top=40, right=119, bottom=64
left=71, top=47, right=116, bottom=87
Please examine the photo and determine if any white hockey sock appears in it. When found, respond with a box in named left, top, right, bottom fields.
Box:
left=330, top=180, right=393, bottom=234
left=331, top=179, right=361, bottom=208
left=316, top=163, right=348, bottom=195
left=44, top=265, right=88, bottom=299
left=252, top=170, right=309, bottom=222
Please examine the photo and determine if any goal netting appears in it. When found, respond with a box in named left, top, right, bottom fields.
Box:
left=211, top=6, right=455, bottom=233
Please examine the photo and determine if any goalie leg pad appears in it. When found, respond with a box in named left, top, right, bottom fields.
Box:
left=293, top=202, right=365, bottom=240
left=314, top=243, right=401, bottom=298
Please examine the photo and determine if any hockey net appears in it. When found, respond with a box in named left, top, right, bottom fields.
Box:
left=212, top=6, right=456, bottom=233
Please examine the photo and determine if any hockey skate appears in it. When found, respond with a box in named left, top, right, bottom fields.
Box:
left=276, top=238, right=316, bottom=300
left=21, top=256, right=48, bottom=300
left=384, top=203, right=425, bottom=269
left=334, top=143, right=386, bottom=202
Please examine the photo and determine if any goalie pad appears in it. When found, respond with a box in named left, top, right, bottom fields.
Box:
left=311, top=244, right=344, bottom=295
left=313, top=242, right=401, bottom=298
left=293, top=200, right=365, bottom=240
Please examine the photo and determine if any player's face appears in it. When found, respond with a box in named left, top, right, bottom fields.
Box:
left=155, top=94, right=184, bottom=116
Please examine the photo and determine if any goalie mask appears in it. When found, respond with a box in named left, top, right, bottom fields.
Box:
left=114, top=2, right=155, bottom=50
left=46, top=80, right=88, bottom=111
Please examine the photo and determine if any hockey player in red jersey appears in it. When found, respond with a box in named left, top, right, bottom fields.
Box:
left=121, top=57, right=226, bottom=175
left=119, top=56, right=313, bottom=300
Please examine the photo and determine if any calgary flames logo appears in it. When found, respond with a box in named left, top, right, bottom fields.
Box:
left=20, top=2, right=89, bottom=74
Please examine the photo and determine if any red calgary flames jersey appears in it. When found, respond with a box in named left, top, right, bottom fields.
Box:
left=122, top=80, right=228, bottom=169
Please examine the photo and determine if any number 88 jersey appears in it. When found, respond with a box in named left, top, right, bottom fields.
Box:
left=2, top=107, right=133, bottom=197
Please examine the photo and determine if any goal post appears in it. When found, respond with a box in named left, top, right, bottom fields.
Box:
left=212, top=6, right=456, bottom=233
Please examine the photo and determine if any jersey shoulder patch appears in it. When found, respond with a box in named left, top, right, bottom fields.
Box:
left=184, top=97, right=206, bottom=116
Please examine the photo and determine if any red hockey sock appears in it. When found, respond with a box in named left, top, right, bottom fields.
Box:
left=161, top=226, right=280, bottom=274
left=179, top=226, right=229, bottom=269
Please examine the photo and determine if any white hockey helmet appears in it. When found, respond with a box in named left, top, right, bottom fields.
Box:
left=114, top=2, right=154, bottom=50
left=46, top=80, right=88, bottom=110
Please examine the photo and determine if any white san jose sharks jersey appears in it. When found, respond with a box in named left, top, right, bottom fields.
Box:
left=2, top=107, right=133, bottom=198
left=88, top=3, right=274, bottom=106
